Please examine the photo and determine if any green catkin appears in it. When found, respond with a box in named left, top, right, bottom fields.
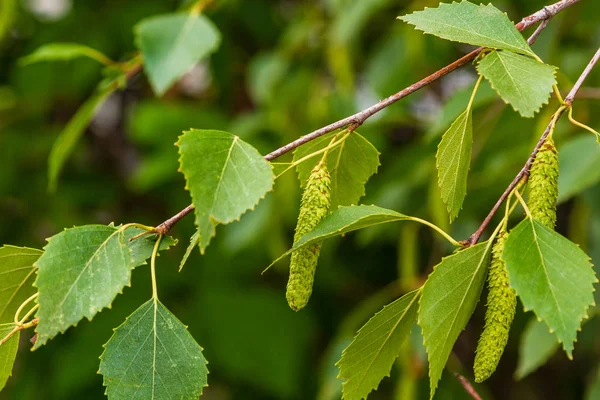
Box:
left=473, top=231, right=516, bottom=383
left=286, top=161, right=331, bottom=311
left=527, top=136, right=559, bottom=229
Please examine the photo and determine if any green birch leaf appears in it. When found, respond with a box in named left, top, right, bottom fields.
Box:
left=177, top=130, right=274, bottom=253
left=398, top=1, right=533, bottom=56
left=293, top=132, right=380, bottom=209
left=436, top=109, right=472, bottom=221
left=20, top=42, right=113, bottom=66
left=419, top=241, right=493, bottom=399
left=135, top=13, right=221, bottom=96
left=558, top=135, right=600, bottom=203
left=33, top=225, right=133, bottom=349
left=515, top=318, right=560, bottom=380
left=268, top=205, right=411, bottom=267
left=99, top=298, right=208, bottom=400
left=0, top=246, right=42, bottom=323
left=124, top=228, right=178, bottom=268
left=337, top=289, right=420, bottom=400
left=503, top=218, right=597, bottom=357
left=48, top=86, right=115, bottom=191
left=178, top=230, right=200, bottom=272
left=477, top=51, right=557, bottom=118
left=0, top=324, right=19, bottom=392
left=587, top=370, right=600, bottom=400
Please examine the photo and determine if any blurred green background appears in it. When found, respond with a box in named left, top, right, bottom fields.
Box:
left=1, top=0, right=599, bottom=399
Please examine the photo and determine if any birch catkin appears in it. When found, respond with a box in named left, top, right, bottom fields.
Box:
left=528, top=136, right=559, bottom=229
left=474, top=231, right=516, bottom=382
left=286, top=161, right=331, bottom=311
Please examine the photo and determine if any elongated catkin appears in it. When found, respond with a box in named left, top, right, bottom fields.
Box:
left=528, top=136, right=559, bottom=229
left=473, top=231, right=516, bottom=382
left=286, top=161, right=331, bottom=311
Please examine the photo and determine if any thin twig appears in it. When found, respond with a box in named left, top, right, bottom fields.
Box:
left=149, top=0, right=581, bottom=236
left=468, top=46, right=600, bottom=245
left=454, top=372, right=484, bottom=400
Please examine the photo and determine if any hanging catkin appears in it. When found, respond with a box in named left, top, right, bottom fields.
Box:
left=473, top=231, right=516, bottom=382
left=527, top=136, right=559, bottom=229
left=286, top=161, right=331, bottom=311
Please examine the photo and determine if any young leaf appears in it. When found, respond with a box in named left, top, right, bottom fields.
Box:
left=33, top=225, right=132, bottom=349
left=515, top=318, right=560, bottom=380
left=179, top=230, right=200, bottom=271
left=177, top=130, right=274, bottom=253
left=99, top=299, right=208, bottom=399
left=398, top=1, right=533, bottom=56
left=503, top=218, right=597, bottom=358
left=419, top=241, right=493, bottom=399
left=337, top=289, right=420, bottom=400
left=0, top=325, right=19, bottom=392
left=0, top=246, right=42, bottom=323
left=20, top=43, right=113, bottom=66
left=135, top=13, right=221, bottom=96
left=124, top=228, right=178, bottom=268
left=477, top=51, right=557, bottom=118
left=436, top=109, right=472, bottom=221
left=293, top=131, right=380, bottom=209
left=558, top=135, right=600, bottom=203
left=48, top=86, right=115, bottom=191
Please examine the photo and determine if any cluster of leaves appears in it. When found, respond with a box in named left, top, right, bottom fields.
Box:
left=1, top=0, right=599, bottom=399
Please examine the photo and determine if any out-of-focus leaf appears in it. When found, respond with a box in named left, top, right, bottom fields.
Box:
left=177, top=129, right=274, bottom=253
left=135, top=13, right=221, bottom=96
left=294, top=132, right=380, bottom=209
left=503, top=218, right=597, bottom=358
left=0, top=325, right=19, bottom=391
left=33, top=225, right=132, bottom=349
left=99, top=299, right=208, bottom=399
left=436, top=109, right=472, bottom=221
left=48, top=86, right=115, bottom=191
left=587, top=369, right=600, bottom=400
left=419, top=241, right=492, bottom=399
left=558, top=135, right=600, bottom=203
left=515, top=318, right=560, bottom=380
left=20, top=43, right=113, bottom=66
left=0, top=246, right=42, bottom=323
left=398, top=1, right=533, bottom=56
left=477, top=51, right=556, bottom=117
left=337, top=289, right=420, bottom=400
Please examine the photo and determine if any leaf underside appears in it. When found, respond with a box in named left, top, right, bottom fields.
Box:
left=99, top=299, right=208, bottom=400
left=515, top=317, right=560, bottom=380
left=0, top=325, right=19, bottom=392
left=503, top=218, right=597, bottom=357
left=0, top=246, right=42, bottom=323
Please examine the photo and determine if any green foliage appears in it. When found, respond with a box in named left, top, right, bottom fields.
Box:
left=293, top=132, right=380, bottom=209
left=20, top=43, right=113, bottom=66
left=0, top=325, right=18, bottom=391
left=125, top=229, right=178, bottom=268
left=436, top=109, right=472, bottom=221
left=337, top=289, right=420, bottom=400
left=503, top=218, right=597, bottom=357
left=419, top=241, right=492, bottom=399
left=48, top=86, right=115, bottom=191
left=178, top=230, right=200, bottom=272
left=0, top=246, right=42, bottom=323
left=33, top=225, right=132, bottom=348
left=398, top=1, right=533, bottom=56
left=515, top=318, right=560, bottom=380
left=135, top=13, right=221, bottom=96
left=177, top=129, right=275, bottom=253
left=99, top=298, right=208, bottom=399
left=558, top=135, right=600, bottom=203
left=477, top=51, right=557, bottom=117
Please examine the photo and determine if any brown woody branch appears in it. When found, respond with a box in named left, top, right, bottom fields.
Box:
left=454, top=372, right=484, bottom=400
left=152, top=0, right=582, bottom=235
left=468, top=46, right=600, bottom=246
